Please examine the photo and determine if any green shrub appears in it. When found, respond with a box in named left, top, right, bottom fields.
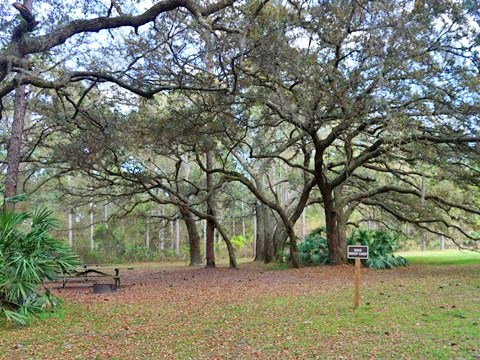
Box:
left=347, top=228, right=408, bottom=269
left=231, top=235, right=249, bottom=249
left=287, top=227, right=407, bottom=269
left=0, top=208, right=80, bottom=325
left=289, top=227, right=329, bottom=266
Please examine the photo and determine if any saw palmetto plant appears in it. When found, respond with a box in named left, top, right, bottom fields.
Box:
left=0, top=208, right=79, bottom=325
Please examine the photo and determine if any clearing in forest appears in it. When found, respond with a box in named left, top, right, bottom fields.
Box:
left=0, top=261, right=479, bottom=359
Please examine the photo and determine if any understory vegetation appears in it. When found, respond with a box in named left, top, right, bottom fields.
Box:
left=0, top=209, right=79, bottom=325
left=290, top=227, right=408, bottom=269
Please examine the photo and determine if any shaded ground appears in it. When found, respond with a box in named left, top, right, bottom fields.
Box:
left=1, top=262, right=479, bottom=359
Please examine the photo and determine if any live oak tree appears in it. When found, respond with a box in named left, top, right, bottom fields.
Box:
left=1, top=0, right=478, bottom=269
left=236, top=0, right=480, bottom=263
left=0, top=0, right=236, bottom=207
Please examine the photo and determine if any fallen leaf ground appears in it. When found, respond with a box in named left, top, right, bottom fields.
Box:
left=1, top=262, right=479, bottom=359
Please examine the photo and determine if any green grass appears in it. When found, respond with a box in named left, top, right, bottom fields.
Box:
left=197, top=269, right=479, bottom=359
left=400, top=249, right=480, bottom=265
left=1, top=263, right=479, bottom=359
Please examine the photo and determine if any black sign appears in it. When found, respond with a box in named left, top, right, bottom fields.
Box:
left=347, top=245, right=369, bottom=259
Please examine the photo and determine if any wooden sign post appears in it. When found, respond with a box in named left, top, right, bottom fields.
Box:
left=347, top=244, right=369, bottom=309
left=354, top=257, right=361, bottom=308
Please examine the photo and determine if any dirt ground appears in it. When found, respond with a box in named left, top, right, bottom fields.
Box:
left=54, top=263, right=363, bottom=305
left=1, top=262, right=478, bottom=359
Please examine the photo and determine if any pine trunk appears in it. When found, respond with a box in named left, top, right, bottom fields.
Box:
left=89, top=203, right=94, bottom=251
left=145, top=216, right=150, bottom=249
left=68, top=208, right=74, bottom=247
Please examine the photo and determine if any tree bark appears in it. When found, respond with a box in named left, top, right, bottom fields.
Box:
left=89, top=203, right=94, bottom=251
left=158, top=222, right=165, bottom=250
left=170, top=220, right=175, bottom=250
left=301, top=209, right=306, bottom=242
left=68, top=208, right=74, bottom=247
left=179, top=206, right=202, bottom=266
left=273, top=226, right=286, bottom=262
left=145, top=215, right=150, bottom=249
left=263, top=205, right=275, bottom=263
left=203, top=219, right=207, bottom=254
left=4, top=85, right=27, bottom=210
left=232, top=202, right=236, bottom=236
left=314, top=144, right=340, bottom=265
left=254, top=202, right=265, bottom=261
left=241, top=202, right=246, bottom=237
left=334, top=186, right=348, bottom=264
left=4, top=0, right=33, bottom=210
left=253, top=205, right=257, bottom=259
left=205, top=149, right=216, bottom=268
left=158, top=207, right=165, bottom=250
left=323, top=190, right=340, bottom=265
left=286, top=222, right=300, bottom=268
left=214, top=222, right=237, bottom=268
left=175, top=216, right=180, bottom=257
left=104, top=203, right=109, bottom=228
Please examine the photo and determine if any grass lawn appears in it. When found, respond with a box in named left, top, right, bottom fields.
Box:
left=0, top=261, right=479, bottom=359
left=400, top=249, right=480, bottom=265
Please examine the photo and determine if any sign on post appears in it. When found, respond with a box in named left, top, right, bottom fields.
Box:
left=347, top=245, right=369, bottom=309
left=347, top=245, right=369, bottom=259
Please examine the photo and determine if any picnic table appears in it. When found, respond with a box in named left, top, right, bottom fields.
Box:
left=62, top=264, right=124, bottom=288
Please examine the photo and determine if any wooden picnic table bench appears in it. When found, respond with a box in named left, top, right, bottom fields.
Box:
left=62, top=265, right=128, bottom=288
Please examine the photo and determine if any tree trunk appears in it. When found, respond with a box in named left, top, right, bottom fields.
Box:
left=89, top=203, right=94, bottom=251
left=203, top=219, right=207, bottom=254
left=254, top=202, right=265, bottom=261
left=334, top=186, right=348, bottom=264
left=205, top=149, right=216, bottom=268
left=158, top=207, right=165, bottom=250
left=273, top=226, right=287, bottom=262
left=215, top=223, right=238, bottom=268
left=286, top=223, right=300, bottom=268
left=253, top=205, right=257, bottom=258
left=336, top=211, right=348, bottom=264
left=323, top=190, right=340, bottom=265
left=4, top=0, right=32, bottom=210
left=68, top=208, right=74, bottom=247
left=301, top=209, right=306, bottom=242
left=170, top=220, right=175, bottom=250
left=232, top=202, right=236, bottom=236
left=4, top=85, right=27, bottom=210
left=145, top=215, right=150, bottom=249
left=158, top=221, right=165, bottom=250
left=274, top=178, right=315, bottom=262
left=179, top=206, right=202, bottom=266
left=263, top=205, right=275, bottom=263
left=315, top=147, right=340, bottom=265
left=104, top=203, right=109, bottom=228
left=175, top=216, right=180, bottom=257
left=241, top=202, right=246, bottom=237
